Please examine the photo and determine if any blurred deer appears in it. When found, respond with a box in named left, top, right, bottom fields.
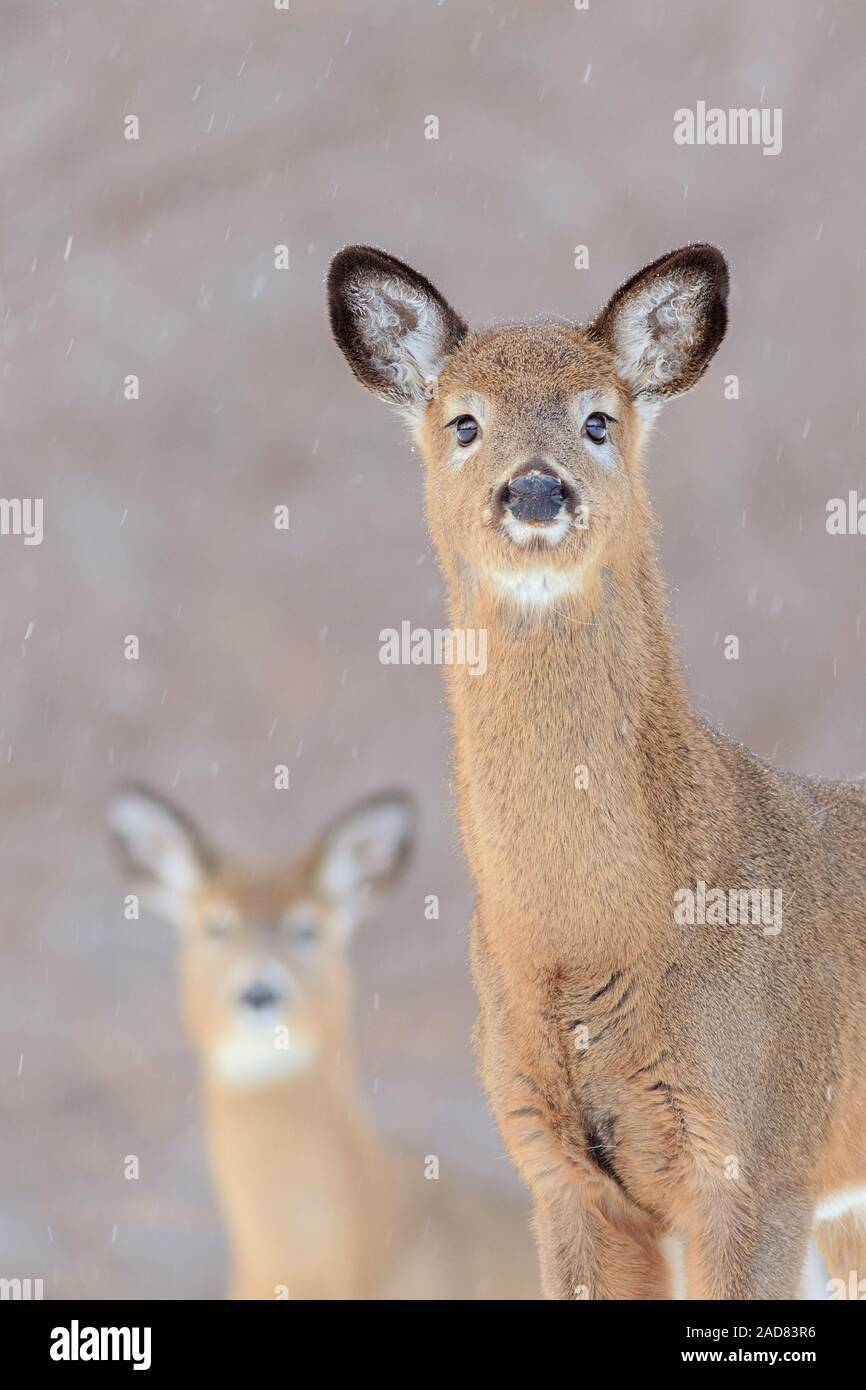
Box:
left=328, top=243, right=866, bottom=1299
left=109, top=785, right=535, bottom=1300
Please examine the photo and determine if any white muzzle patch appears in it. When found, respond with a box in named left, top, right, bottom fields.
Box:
left=501, top=509, right=574, bottom=548
left=208, top=1027, right=320, bottom=1088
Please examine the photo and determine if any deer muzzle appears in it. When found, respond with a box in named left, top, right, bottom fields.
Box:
left=501, top=468, right=574, bottom=524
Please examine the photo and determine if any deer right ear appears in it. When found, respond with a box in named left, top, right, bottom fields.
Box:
left=108, top=786, right=215, bottom=925
left=588, top=244, right=729, bottom=408
left=327, top=246, right=467, bottom=417
left=316, top=789, right=415, bottom=925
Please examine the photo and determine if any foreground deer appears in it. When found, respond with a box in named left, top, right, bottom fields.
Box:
left=109, top=785, right=535, bottom=1299
left=328, top=244, right=866, bottom=1300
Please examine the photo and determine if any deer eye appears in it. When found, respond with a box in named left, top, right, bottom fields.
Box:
left=452, top=415, right=479, bottom=446
left=204, top=906, right=240, bottom=941
left=282, top=905, right=320, bottom=946
left=584, top=412, right=610, bottom=444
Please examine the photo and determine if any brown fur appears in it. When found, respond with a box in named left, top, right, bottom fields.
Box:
left=328, top=244, right=866, bottom=1299
left=110, top=786, right=537, bottom=1300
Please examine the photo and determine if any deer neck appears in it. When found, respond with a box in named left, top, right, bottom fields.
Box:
left=441, top=527, right=701, bottom=974
left=202, top=1059, right=404, bottom=1291
left=204, top=1059, right=393, bottom=1190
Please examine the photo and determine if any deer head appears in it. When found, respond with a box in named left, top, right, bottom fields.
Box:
left=109, top=786, right=414, bottom=1087
left=328, top=245, right=728, bottom=609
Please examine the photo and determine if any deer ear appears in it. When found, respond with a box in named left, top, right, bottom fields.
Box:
left=316, top=790, right=414, bottom=916
left=588, top=244, right=728, bottom=409
left=327, top=246, right=467, bottom=417
left=108, top=785, right=216, bottom=925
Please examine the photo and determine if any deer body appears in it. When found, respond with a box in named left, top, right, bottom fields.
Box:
left=204, top=1075, right=534, bottom=1300
left=448, top=541, right=866, bottom=1298
left=329, top=245, right=866, bottom=1298
left=110, top=786, right=536, bottom=1300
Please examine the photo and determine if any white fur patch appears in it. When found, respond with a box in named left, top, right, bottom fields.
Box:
left=801, top=1242, right=829, bottom=1300
left=501, top=510, right=573, bottom=548
left=814, top=1186, right=866, bottom=1224
left=485, top=567, right=582, bottom=607
left=208, top=1029, right=319, bottom=1088
left=632, top=396, right=663, bottom=426
left=659, top=1234, right=687, bottom=1300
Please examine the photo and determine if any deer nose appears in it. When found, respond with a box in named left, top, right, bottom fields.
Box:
left=502, top=469, right=568, bottom=523
left=240, top=981, right=281, bottom=1011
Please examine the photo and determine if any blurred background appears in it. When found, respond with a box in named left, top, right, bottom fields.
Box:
left=1, top=0, right=864, bottom=1298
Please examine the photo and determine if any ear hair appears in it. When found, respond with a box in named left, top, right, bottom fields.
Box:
left=108, top=784, right=217, bottom=921
left=315, top=788, right=415, bottom=910
left=588, top=244, right=728, bottom=402
left=327, top=246, right=466, bottom=417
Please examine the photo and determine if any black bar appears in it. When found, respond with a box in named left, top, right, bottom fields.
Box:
left=3, top=1298, right=860, bottom=1375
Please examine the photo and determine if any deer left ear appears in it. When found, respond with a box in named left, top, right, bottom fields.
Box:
left=108, top=784, right=217, bottom=927
left=316, top=790, right=414, bottom=914
left=588, top=244, right=729, bottom=406
left=327, top=246, right=467, bottom=417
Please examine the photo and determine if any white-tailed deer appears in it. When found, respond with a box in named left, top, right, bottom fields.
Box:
left=109, top=785, right=536, bottom=1300
left=328, top=244, right=866, bottom=1300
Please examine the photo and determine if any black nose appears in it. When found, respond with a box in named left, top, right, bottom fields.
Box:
left=241, top=982, right=280, bottom=1011
left=503, top=470, right=567, bottom=523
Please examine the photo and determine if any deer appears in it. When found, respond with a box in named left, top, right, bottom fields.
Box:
left=327, top=243, right=866, bottom=1300
left=109, top=784, right=536, bottom=1300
